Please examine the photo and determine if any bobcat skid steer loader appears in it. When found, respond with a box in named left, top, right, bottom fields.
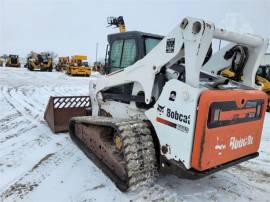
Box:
left=44, top=17, right=269, bottom=191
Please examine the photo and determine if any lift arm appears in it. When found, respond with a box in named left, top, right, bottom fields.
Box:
left=90, top=17, right=268, bottom=115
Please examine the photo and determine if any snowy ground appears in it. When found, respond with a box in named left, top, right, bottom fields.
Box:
left=0, top=67, right=270, bottom=202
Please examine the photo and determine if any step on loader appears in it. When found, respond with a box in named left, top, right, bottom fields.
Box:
left=44, top=17, right=269, bottom=191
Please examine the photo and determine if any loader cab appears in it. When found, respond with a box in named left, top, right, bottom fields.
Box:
left=9, top=55, right=19, bottom=64
left=105, top=31, right=163, bottom=74
left=38, top=54, right=45, bottom=63
left=101, top=31, right=163, bottom=107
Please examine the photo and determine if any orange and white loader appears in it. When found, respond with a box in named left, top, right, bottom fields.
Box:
left=44, top=17, right=269, bottom=191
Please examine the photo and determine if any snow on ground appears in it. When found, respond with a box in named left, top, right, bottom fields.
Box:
left=0, top=67, right=270, bottom=202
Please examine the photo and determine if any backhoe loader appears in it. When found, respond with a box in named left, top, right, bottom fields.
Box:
left=26, top=52, right=53, bottom=71
left=66, top=55, right=91, bottom=76
left=44, top=17, right=269, bottom=191
left=6, top=55, right=21, bottom=67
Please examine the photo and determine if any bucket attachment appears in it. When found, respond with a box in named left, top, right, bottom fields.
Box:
left=44, top=96, right=90, bottom=133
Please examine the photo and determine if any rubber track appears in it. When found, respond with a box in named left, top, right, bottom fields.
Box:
left=69, top=116, right=158, bottom=192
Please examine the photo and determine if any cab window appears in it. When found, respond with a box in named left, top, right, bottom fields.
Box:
left=121, top=39, right=136, bottom=68
left=110, top=39, right=137, bottom=69
left=145, top=38, right=161, bottom=54
left=110, top=40, right=124, bottom=68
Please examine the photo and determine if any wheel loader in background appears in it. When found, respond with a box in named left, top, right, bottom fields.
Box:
left=26, top=52, right=53, bottom=71
left=66, top=55, right=91, bottom=76
left=6, top=55, right=21, bottom=67
left=56, top=56, right=70, bottom=71
left=44, top=17, right=269, bottom=191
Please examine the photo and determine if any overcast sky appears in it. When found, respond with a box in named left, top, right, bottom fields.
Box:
left=0, top=0, right=269, bottom=63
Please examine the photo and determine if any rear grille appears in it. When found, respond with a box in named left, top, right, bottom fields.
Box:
left=208, top=99, right=264, bottom=128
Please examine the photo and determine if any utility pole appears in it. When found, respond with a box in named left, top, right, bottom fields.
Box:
left=95, top=42, right=99, bottom=63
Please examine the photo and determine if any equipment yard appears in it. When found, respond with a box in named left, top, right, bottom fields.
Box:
left=0, top=67, right=270, bottom=202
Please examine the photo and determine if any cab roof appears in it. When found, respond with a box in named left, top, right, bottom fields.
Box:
left=107, top=31, right=163, bottom=43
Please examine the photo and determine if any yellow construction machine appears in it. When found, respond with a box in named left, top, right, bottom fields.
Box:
left=107, top=16, right=126, bottom=33
left=0, top=59, right=3, bottom=67
left=66, top=55, right=91, bottom=76
left=26, top=52, right=53, bottom=71
left=6, top=55, right=21, bottom=67
left=255, top=65, right=270, bottom=110
left=56, top=56, right=70, bottom=71
left=220, top=64, right=270, bottom=111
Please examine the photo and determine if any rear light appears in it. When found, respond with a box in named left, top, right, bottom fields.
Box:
left=213, top=109, right=221, bottom=122
left=256, top=104, right=261, bottom=117
left=208, top=100, right=264, bottom=128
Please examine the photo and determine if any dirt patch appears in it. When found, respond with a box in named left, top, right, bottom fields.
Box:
left=0, top=153, right=55, bottom=201
left=1, top=182, right=39, bottom=200
left=90, top=184, right=106, bottom=190
left=31, top=153, right=55, bottom=170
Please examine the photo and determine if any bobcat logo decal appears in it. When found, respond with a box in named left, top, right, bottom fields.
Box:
left=157, top=105, right=165, bottom=115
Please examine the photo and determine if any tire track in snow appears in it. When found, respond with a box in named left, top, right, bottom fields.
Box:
left=0, top=145, right=76, bottom=202
left=0, top=132, right=56, bottom=187
left=0, top=118, right=26, bottom=135
left=0, top=87, right=39, bottom=147
left=0, top=125, right=47, bottom=158
left=0, top=112, right=22, bottom=126
left=1, top=86, right=44, bottom=127
left=7, top=87, right=38, bottom=119
left=0, top=121, right=36, bottom=145
left=0, top=82, right=69, bottom=194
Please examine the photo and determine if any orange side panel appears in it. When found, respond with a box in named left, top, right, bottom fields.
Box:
left=191, top=90, right=268, bottom=171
